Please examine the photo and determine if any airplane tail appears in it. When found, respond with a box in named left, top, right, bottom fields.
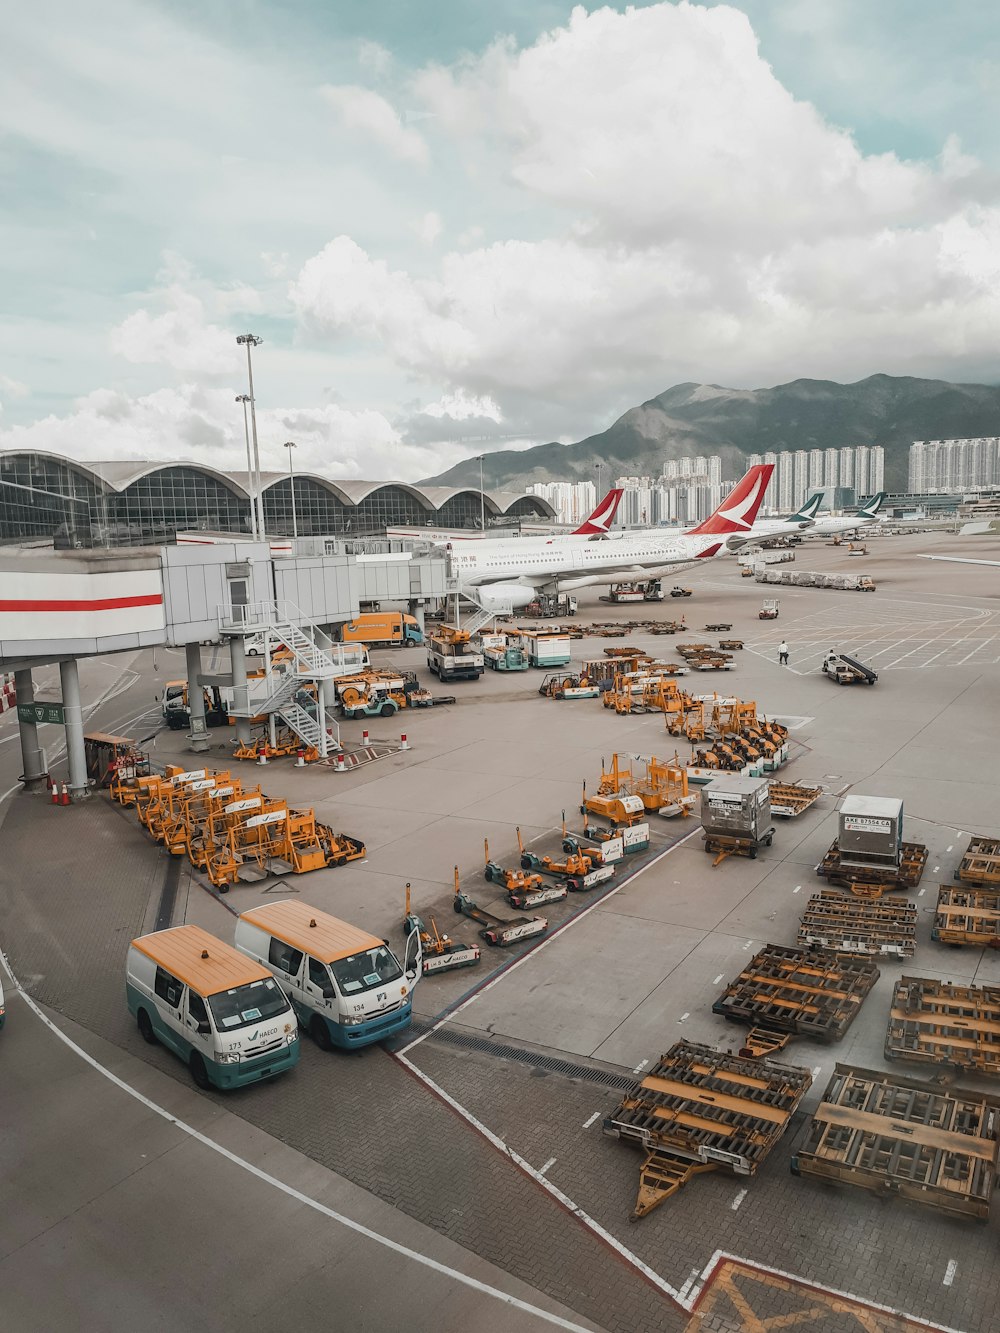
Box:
left=794, top=493, right=823, bottom=523
left=573, top=487, right=623, bottom=535
left=687, top=464, right=774, bottom=536
left=859, top=491, right=885, bottom=518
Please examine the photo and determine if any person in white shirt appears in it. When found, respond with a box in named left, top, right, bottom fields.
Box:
left=778, top=641, right=789, bottom=666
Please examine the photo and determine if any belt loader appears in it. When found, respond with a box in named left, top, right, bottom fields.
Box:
left=484, top=837, right=566, bottom=908
left=452, top=868, right=548, bottom=946
left=403, top=883, right=481, bottom=975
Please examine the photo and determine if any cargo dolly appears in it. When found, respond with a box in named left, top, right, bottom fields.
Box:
left=767, top=782, right=822, bottom=818
left=791, top=1063, right=1000, bottom=1220
left=704, top=622, right=732, bottom=632
left=955, top=834, right=1000, bottom=889
left=816, top=839, right=928, bottom=896
left=712, top=943, right=880, bottom=1057
left=403, top=883, right=481, bottom=976
left=717, top=638, right=743, bottom=651
left=452, top=868, right=548, bottom=946
left=933, top=887, right=1000, bottom=947
left=798, top=889, right=917, bottom=958
left=885, top=976, right=1000, bottom=1077
left=604, top=1040, right=812, bottom=1219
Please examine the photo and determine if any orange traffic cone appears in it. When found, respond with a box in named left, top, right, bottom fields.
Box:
left=61, top=782, right=70, bottom=805
left=50, top=778, right=59, bottom=805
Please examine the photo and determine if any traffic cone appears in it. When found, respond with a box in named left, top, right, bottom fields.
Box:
left=61, top=782, right=70, bottom=806
left=400, top=733, right=409, bottom=751
left=50, top=777, right=59, bottom=805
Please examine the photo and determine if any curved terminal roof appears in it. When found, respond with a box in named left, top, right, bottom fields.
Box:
left=0, top=450, right=556, bottom=517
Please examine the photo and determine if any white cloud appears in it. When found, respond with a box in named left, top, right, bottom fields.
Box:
left=420, top=390, right=502, bottom=423
left=0, top=374, right=29, bottom=399
left=320, top=84, right=429, bottom=165
left=110, top=288, right=237, bottom=375
left=415, top=210, right=443, bottom=246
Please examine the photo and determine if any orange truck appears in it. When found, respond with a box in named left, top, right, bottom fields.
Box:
left=339, top=612, right=423, bottom=647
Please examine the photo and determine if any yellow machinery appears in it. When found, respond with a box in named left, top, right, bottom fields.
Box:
left=84, top=733, right=151, bottom=796
left=483, top=837, right=544, bottom=894
left=516, top=826, right=594, bottom=878
left=591, top=752, right=691, bottom=817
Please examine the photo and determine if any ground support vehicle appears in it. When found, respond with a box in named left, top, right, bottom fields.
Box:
left=718, top=639, right=743, bottom=651
left=538, top=672, right=601, bottom=700
left=237, top=900, right=414, bottom=1048
left=516, top=825, right=613, bottom=892
left=791, top=1064, right=1000, bottom=1220
left=126, top=924, right=299, bottom=1090
left=816, top=840, right=928, bottom=896
left=822, top=653, right=878, bottom=685
left=403, top=884, right=481, bottom=976
left=161, top=681, right=232, bottom=730
left=758, top=599, right=779, bottom=619
left=701, top=775, right=774, bottom=865
left=956, top=834, right=1000, bottom=888
left=648, top=620, right=686, bottom=635
left=567, top=815, right=651, bottom=855
left=933, top=887, right=1000, bottom=947
left=798, top=890, right=916, bottom=958
left=523, top=593, right=577, bottom=618
left=340, top=612, right=423, bottom=647
left=757, top=570, right=876, bottom=591
left=452, top=872, right=547, bottom=946
left=587, top=753, right=695, bottom=819
left=712, top=943, right=880, bottom=1058
left=478, top=633, right=530, bottom=671
left=885, top=976, right=1000, bottom=1076
left=599, top=581, right=663, bottom=604
left=427, top=626, right=485, bottom=681
left=511, top=628, right=573, bottom=668
left=604, top=1041, right=811, bottom=1219
left=483, top=837, right=544, bottom=893
left=704, top=622, right=731, bottom=632
left=767, top=782, right=822, bottom=817
left=669, top=586, right=692, bottom=598
left=580, top=782, right=647, bottom=828
left=85, top=732, right=151, bottom=797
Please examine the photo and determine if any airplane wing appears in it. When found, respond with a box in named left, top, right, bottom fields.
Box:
left=919, top=555, right=1000, bottom=567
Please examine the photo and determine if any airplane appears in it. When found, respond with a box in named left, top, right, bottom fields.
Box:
left=918, top=555, right=1000, bottom=567
left=803, top=492, right=886, bottom=538
left=386, top=488, right=624, bottom=545
left=452, top=463, right=774, bottom=611
left=703, top=491, right=823, bottom=550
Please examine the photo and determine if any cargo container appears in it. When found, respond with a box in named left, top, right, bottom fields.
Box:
left=755, top=570, right=875, bottom=591
left=838, top=795, right=903, bottom=871
left=340, top=612, right=423, bottom=647
left=511, top=628, right=573, bottom=667
left=701, top=775, right=772, bottom=843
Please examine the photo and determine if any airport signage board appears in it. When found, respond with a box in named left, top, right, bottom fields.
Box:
left=17, top=701, right=64, bottom=725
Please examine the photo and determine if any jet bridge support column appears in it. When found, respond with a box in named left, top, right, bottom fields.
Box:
left=229, top=637, right=251, bottom=746
left=14, top=669, right=48, bottom=791
left=408, top=600, right=426, bottom=636
left=185, top=642, right=210, bottom=753
left=59, top=658, right=89, bottom=799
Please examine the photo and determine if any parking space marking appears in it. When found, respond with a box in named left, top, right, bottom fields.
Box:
left=539, top=1157, right=557, bottom=1176
left=632, top=1058, right=649, bottom=1074
left=713, top=973, right=724, bottom=984
left=677, top=1012, right=690, bottom=1023
left=730, top=1189, right=747, bottom=1211
left=943, top=1260, right=957, bottom=1288
left=582, top=1111, right=601, bottom=1129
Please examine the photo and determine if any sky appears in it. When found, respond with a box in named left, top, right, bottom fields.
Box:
left=2, top=1, right=999, bottom=482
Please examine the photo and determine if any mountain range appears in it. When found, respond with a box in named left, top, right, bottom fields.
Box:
left=421, top=375, right=1000, bottom=493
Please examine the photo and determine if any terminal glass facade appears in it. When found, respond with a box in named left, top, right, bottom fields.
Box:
left=434, top=491, right=496, bottom=529
left=262, top=478, right=350, bottom=536
left=350, top=486, right=430, bottom=532
left=0, top=453, right=104, bottom=547
left=106, top=469, right=249, bottom=545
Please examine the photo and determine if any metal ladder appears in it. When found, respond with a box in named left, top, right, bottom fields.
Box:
left=460, top=596, right=514, bottom=637
left=219, top=600, right=368, bottom=679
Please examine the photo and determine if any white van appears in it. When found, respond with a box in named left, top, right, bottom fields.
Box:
left=126, top=924, right=299, bottom=1089
left=235, top=901, right=416, bottom=1050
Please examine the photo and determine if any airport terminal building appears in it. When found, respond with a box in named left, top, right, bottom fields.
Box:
left=0, top=450, right=554, bottom=549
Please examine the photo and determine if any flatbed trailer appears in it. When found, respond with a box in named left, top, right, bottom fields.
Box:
left=816, top=839, right=928, bottom=895
left=933, top=886, right=1000, bottom=947
left=955, top=834, right=1000, bottom=889
left=885, top=976, right=1000, bottom=1076
left=604, top=1040, right=812, bottom=1219
left=703, top=829, right=774, bottom=866
left=712, top=944, right=879, bottom=1056
left=768, top=782, right=822, bottom=818
left=798, top=889, right=917, bottom=958
left=791, top=1063, right=1000, bottom=1220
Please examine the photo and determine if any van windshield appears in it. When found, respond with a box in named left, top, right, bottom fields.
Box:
left=165, top=685, right=184, bottom=701
left=330, top=946, right=402, bottom=995
left=208, top=977, right=289, bottom=1031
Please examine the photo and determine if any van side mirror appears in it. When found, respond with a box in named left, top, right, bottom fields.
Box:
left=196, top=1020, right=211, bottom=1035
left=405, top=967, right=418, bottom=983
left=321, top=984, right=335, bottom=1000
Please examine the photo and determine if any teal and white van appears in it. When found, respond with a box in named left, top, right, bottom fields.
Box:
left=235, top=901, right=416, bottom=1050
left=126, top=924, right=299, bottom=1089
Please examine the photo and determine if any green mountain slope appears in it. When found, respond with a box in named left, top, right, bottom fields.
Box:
left=421, top=375, right=1000, bottom=492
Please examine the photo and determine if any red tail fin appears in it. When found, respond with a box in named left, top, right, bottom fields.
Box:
left=574, top=488, right=623, bottom=535
left=687, top=464, right=774, bottom=536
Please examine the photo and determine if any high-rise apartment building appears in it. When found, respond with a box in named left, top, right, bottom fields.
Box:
left=748, top=444, right=883, bottom=510
left=908, top=438, right=1000, bottom=492
left=526, top=480, right=596, bottom=525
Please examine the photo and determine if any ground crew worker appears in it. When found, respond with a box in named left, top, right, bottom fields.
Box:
left=778, top=640, right=789, bottom=666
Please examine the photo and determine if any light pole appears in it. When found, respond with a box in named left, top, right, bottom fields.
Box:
left=476, top=454, right=486, bottom=531
left=283, top=441, right=298, bottom=539
left=235, top=394, right=258, bottom=538
left=594, top=461, right=604, bottom=506
left=236, top=333, right=265, bottom=538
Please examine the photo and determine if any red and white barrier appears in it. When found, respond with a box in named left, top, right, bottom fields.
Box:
left=0, top=673, right=15, bottom=715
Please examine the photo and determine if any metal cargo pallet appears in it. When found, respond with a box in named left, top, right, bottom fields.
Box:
left=956, top=835, right=1000, bottom=889
left=933, top=886, right=1000, bottom=947
left=791, top=1063, right=1000, bottom=1220
left=712, top=943, right=879, bottom=1055
left=768, top=781, right=822, bottom=818
left=816, top=839, right=928, bottom=894
left=885, top=976, right=1000, bottom=1076
left=798, top=889, right=917, bottom=958
left=603, top=1040, right=812, bottom=1219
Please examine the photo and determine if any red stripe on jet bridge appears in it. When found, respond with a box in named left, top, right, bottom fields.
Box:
left=0, top=594, right=164, bottom=612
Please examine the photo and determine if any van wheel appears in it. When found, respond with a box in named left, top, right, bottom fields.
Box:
left=137, top=1009, right=157, bottom=1045
left=310, top=1014, right=333, bottom=1052
left=190, top=1053, right=211, bottom=1089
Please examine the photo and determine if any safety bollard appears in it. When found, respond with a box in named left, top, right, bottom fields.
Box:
left=335, top=753, right=346, bottom=772
left=295, top=749, right=305, bottom=767
left=400, top=733, right=409, bottom=751
left=258, top=745, right=268, bottom=766
left=362, top=729, right=369, bottom=745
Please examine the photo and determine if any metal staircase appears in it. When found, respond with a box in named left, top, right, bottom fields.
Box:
left=219, top=600, right=368, bottom=679
left=460, top=596, right=514, bottom=636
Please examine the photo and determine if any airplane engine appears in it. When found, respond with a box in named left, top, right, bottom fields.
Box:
left=473, top=583, right=538, bottom=612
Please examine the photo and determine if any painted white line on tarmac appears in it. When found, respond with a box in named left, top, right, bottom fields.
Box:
left=677, top=1012, right=689, bottom=1023
left=394, top=1048, right=684, bottom=1305
left=943, top=1259, right=957, bottom=1288
left=582, top=1111, right=601, bottom=1129
left=539, top=1157, right=557, bottom=1176
left=0, top=950, right=597, bottom=1333
left=947, top=845, right=953, bottom=853
left=918, top=888, right=926, bottom=897
left=792, top=885, right=801, bottom=894
left=812, top=1065, right=822, bottom=1078
left=397, top=827, right=702, bottom=1056
left=632, top=1058, right=649, bottom=1075
left=712, top=974, right=724, bottom=984
left=730, top=1189, right=747, bottom=1211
